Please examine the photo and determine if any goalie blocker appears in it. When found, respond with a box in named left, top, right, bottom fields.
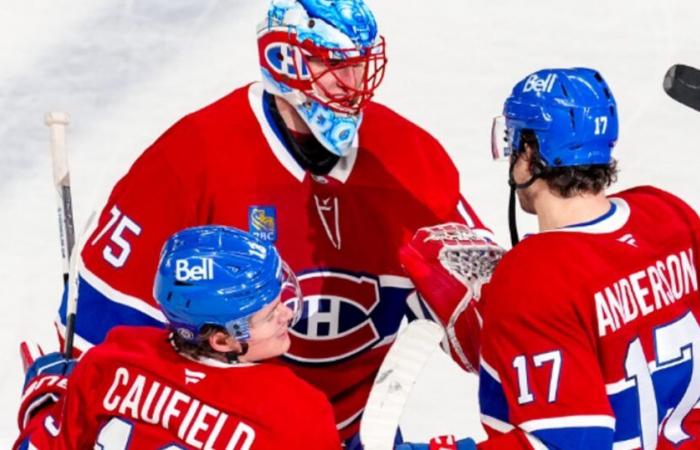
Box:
left=400, top=223, right=505, bottom=372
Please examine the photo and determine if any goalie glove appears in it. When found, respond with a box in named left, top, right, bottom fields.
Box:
left=400, top=223, right=505, bottom=372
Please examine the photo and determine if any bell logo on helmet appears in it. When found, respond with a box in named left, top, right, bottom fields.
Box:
left=175, top=258, right=215, bottom=282
left=264, top=42, right=310, bottom=81
left=522, top=73, right=557, bottom=94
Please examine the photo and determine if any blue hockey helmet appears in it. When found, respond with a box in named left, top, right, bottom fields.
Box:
left=491, top=67, right=618, bottom=167
left=257, top=0, right=387, bottom=156
left=153, top=226, right=302, bottom=343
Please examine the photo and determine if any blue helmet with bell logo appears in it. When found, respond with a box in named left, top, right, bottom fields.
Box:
left=153, top=226, right=301, bottom=342
left=493, top=67, right=619, bottom=167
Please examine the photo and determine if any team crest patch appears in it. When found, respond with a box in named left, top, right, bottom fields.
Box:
left=248, top=206, right=277, bottom=243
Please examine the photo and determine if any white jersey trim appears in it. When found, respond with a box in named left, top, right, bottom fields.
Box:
left=607, top=351, right=693, bottom=395
left=378, top=274, right=414, bottom=289
left=526, top=435, right=549, bottom=450
left=606, top=377, right=635, bottom=395
left=519, top=414, right=616, bottom=432
left=407, top=292, right=437, bottom=321
left=482, top=414, right=549, bottom=450
left=248, top=83, right=306, bottom=182
left=247, top=83, right=360, bottom=184
left=327, top=136, right=359, bottom=184
left=480, top=357, right=501, bottom=382
left=481, top=414, right=514, bottom=433
left=544, top=198, right=630, bottom=235
left=337, top=408, right=363, bottom=430
left=613, top=437, right=642, bottom=450
left=78, top=259, right=167, bottom=323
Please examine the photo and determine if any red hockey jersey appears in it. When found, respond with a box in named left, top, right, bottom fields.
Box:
left=477, top=186, right=700, bottom=449
left=16, top=326, right=341, bottom=449
left=56, top=82, right=488, bottom=439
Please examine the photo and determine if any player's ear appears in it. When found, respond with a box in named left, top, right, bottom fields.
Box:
left=207, top=330, right=242, bottom=353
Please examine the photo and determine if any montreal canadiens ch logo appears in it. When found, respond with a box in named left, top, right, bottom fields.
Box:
left=265, top=42, right=310, bottom=80
left=283, top=271, right=381, bottom=364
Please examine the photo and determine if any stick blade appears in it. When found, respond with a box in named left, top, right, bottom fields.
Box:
left=360, top=320, right=445, bottom=450
left=664, top=64, right=700, bottom=112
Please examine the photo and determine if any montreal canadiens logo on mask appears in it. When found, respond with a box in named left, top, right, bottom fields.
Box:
left=265, top=42, right=310, bottom=81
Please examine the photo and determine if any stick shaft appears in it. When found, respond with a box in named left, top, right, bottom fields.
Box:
left=360, top=320, right=444, bottom=450
left=44, top=112, right=77, bottom=358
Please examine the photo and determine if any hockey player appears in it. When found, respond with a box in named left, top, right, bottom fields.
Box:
left=53, top=0, right=491, bottom=445
left=17, top=226, right=342, bottom=449
left=399, top=68, right=700, bottom=449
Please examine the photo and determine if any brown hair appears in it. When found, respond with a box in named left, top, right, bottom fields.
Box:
left=519, top=130, right=618, bottom=197
left=169, top=325, right=227, bottom=360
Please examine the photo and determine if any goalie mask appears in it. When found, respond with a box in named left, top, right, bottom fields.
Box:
left=257, top=0, right=387, bottom=157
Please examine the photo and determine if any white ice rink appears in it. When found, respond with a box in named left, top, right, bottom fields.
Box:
left=1, top=0, right=699, bottom=446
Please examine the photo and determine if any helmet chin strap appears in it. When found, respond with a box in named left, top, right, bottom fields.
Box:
left=224, top=342, right=249, bottom=364
left=507, top=155, right=540, bottom=247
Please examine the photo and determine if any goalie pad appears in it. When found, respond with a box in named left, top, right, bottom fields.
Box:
left=400, top=223, right=505, bottom=372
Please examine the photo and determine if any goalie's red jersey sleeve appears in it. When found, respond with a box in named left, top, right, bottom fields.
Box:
left=56, top=116, right=206, bottom=347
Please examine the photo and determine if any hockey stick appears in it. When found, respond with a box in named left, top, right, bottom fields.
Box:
left=360, top=320, right=445, bottom=450
left=663, top=64, right=700, bottom=112
left=44, top=112, right=77, bottom=358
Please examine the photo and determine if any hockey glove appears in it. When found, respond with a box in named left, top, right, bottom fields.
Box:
left=18, top=347, right=76, bottom=431
left=400, top=223, right=504, bottom=372
left=396, top=435, right=476, bottom=450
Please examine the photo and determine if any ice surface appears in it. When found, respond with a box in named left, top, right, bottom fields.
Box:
left=1, top=0, right=699, bottom=445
